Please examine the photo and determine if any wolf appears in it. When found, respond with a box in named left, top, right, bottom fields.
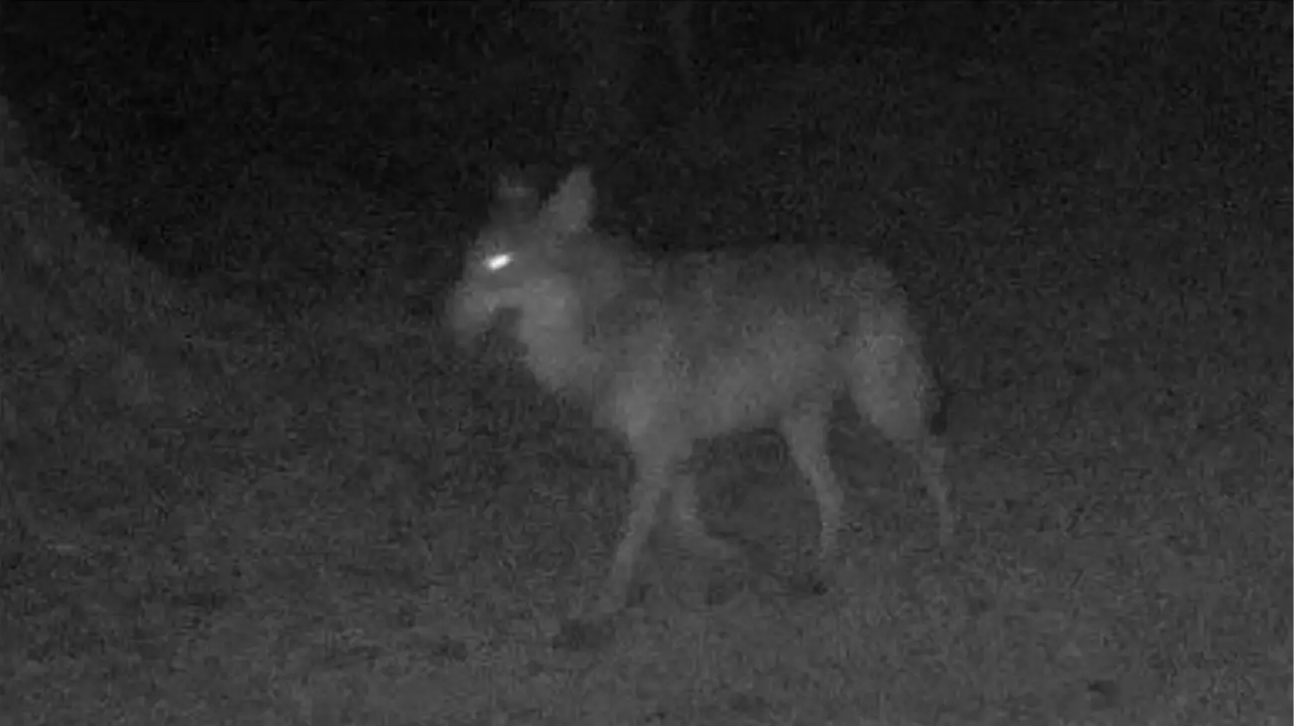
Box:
left=447, top=167, right=953, bottom=649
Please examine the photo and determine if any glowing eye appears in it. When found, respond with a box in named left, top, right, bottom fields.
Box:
left=484, top=253, right=513, bottom=272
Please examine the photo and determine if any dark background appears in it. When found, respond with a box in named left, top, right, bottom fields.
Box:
left=3, top=2, right=1286, bottom=316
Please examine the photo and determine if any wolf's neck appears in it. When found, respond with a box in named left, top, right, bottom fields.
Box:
left=513, top=296, right=600, bottom=396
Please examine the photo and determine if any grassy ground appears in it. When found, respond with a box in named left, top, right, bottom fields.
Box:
left=2, top=10, right=1290, bottom=726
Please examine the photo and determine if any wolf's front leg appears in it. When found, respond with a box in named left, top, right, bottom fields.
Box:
left=553, top=458, right=672, bottom=651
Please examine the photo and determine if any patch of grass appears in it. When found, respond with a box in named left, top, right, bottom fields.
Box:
left=7, top=400, right=1287, bottom=725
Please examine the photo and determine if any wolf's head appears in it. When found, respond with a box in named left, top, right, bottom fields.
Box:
left=447, top=167, right=604, bottom=346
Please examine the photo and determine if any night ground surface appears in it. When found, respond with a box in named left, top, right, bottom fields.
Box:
left=1, top=4, right=1289, bottom=724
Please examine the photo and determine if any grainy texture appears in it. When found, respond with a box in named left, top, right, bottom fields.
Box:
left=1, top=6, right=1288, bottom=724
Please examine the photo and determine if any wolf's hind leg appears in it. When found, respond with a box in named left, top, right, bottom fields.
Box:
left=780, top=401, right=844, bottom=595
left=846, top=313, right=955, bottom=547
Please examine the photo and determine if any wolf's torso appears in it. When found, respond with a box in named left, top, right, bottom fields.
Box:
left=535, top=242, right=903, bottom=445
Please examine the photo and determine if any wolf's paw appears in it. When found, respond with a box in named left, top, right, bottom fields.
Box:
left=674, top=526, right=742, bottom=561
left=787, top=569, right=832, bottom=598
left=552, top=616, right=617, bottom=651
left=703, top=562, right=754, bottom=606
left=937, top=512, right=957, bottom=549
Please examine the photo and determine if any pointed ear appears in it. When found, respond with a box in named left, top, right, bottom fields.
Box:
left=543, top=167, right=595, bottom=235
left=492, top=168, right=540, bottom=220
left=495, top=169, right=536, bottom=202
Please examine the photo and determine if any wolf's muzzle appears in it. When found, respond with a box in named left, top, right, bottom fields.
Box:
left=445, top=281, right=498, bottom=343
